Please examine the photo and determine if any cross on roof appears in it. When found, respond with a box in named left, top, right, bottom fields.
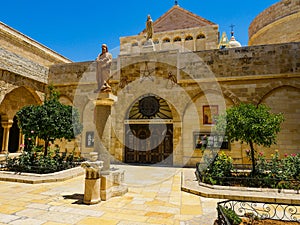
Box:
left=230, top=24, right=235, bottom=36
left=175, top=0, right=178, bottom=5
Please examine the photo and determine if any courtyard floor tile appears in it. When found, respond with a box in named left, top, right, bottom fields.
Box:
left=0, top=164, right=219, bottom=224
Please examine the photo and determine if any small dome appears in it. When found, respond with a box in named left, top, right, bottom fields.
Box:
left=228, top=35, right=242, bottom=48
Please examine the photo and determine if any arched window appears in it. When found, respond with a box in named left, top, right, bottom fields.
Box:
left=132, top=42, right=138, bottom=47
left=162, top=38, right=171, bottom=43
left=197, top=34, right=206, bottom=39
left=153, top=39, right=159, bottom=44
left=185, top=36, right=193, bottom=41
left=173, top=37, right=181, bottom=42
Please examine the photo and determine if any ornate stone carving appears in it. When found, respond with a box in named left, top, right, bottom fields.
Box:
left=81, top=152, right=103, bottom=204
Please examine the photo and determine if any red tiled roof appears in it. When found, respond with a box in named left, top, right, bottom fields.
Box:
left=139, top=5, right=216, bottom=35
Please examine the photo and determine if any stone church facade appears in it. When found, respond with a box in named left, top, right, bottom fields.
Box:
left=1, top=0, right=300, bottom=167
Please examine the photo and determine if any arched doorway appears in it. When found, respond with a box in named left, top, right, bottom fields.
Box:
left=125, top=95, right=173, bottom=165
left=0, top=86, right=41, bottom=153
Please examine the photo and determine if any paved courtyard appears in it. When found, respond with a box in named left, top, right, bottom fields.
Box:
left=0, top=164, right=221, bottom=225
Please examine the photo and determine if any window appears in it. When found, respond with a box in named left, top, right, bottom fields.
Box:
left=173, top=37, right=181, bottom=42
left=132, top=42, right=138, bottom=47
left=185, top=36, right=193, bottom=41
left=153, top=39, right=159, bottom=44
left=194, top=132, right=229, bottom=150
left=162, top=38, right=170, bottom=43
left=197, top=34, right=206, bottom=39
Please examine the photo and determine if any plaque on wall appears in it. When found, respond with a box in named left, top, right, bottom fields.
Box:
left=203, top=105, right=218, bottom=125
left=85, top=131, right=94, bottom=148
left=194, top=132, right=229, bottom=150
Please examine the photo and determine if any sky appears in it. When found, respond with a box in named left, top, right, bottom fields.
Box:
left=0, top=0, right=279, bottom=62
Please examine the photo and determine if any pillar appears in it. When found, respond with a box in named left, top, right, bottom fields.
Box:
left=81, top=152, right=103, bottom=205
left=93, top=92, right=118, bottom=174
left=1, top=120, right=13, bottom=154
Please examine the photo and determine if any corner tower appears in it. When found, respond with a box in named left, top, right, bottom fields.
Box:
left=249, top=0, right=300, bottom=46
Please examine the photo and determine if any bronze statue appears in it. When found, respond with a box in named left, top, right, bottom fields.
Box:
left=94, top=44, right=112, bottom=93
left=146, top=15, right=153, bottom=40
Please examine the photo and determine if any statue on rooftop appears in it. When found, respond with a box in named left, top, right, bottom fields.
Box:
left=146, top=15, right=153, bottom=40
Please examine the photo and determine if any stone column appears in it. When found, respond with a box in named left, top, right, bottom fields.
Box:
left=1, top=120, right=13, bottom=154
left=94, top=92, right=118, bottom=175
left=81, top=152, right=103, bottom=205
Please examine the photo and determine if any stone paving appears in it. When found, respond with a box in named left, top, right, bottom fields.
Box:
left=0, top=164, right=221, bottom=225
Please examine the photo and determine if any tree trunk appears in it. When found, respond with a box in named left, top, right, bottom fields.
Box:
left=44, top=139, right=49, bottom=156
left=249, top=140, right=256, bottom=175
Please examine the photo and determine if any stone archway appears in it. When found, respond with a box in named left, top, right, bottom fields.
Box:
left=0, top=86, right=40, bottom=153
left=260, top=85, right=300, bottom=155
left=124, top=95, right=173, bottom=165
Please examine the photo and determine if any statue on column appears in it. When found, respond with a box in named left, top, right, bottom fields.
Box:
left=146, top=15, right=153, bottom=40
left=94, top=44, right=113, bottom=93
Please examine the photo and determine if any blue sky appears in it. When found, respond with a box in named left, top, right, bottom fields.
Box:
left=1, top=0, right=278, bottom=62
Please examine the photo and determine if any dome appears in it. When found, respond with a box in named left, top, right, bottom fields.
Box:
left=248, top=0, right=300, bottom=46
left=228, top=35, right=241, bottom=48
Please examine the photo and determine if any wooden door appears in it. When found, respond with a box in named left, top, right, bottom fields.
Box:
left=125, top=124, right=173, bottom=165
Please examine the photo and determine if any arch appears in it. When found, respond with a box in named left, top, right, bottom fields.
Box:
left=258, top=84, right=300, bottom=105
left=197, top=34, right=206, bottom=39
left=183, top=88, right=235, bottom=117
left=126, top=94, right=173, bottom=120
left=162, top=37, right=171, bottom=43
left=59, top=95, right=73, bottom=106
left=173, top=37, right=182, bottom=42
left=124, top=94, right=174, bottom=165
left=221, top=88, right=241, bottom=105
left=185, top=35, right=193, bottom=41
left=181, top=88, right=233, bottom=165
left=153, top=39, right=159, bottom=44
left=131, top=42, right=138, bottom=47
left=259, top=85, right=300, bottom=155
left=0, top=86, right=41, bottom=153
left=0, top=86, right=41, bottom=120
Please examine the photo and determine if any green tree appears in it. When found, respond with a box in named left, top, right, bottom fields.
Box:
left=17, top=86, right=83, bottom=156
left=215, top=103, right=284, bottom=175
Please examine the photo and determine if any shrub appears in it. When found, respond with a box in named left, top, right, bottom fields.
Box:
left=220, top=206, right=242, bottom=225
left=256, top=151, right=300, bottom=189
left=200, top=151, right=300, bottom=190
left=202, top=151, right=233, bottom=185
left=6, top=146, right=82, bottom=174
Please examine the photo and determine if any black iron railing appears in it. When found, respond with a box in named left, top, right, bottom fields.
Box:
left=217, top=204, right=232, bottom=225
left=217, top=200, right=300, bottom=225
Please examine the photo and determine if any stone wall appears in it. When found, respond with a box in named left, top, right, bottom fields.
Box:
left=0, top=47, right=49, bottom=84
left=194, top=42, right=300, bottom=79
left=120, top=25, right=219, bottom=54
left=0, top=22, right=72, bottom=67
left=49, top=42, right=300, bottom=166
left=248, top=0, right=300, bottom=45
